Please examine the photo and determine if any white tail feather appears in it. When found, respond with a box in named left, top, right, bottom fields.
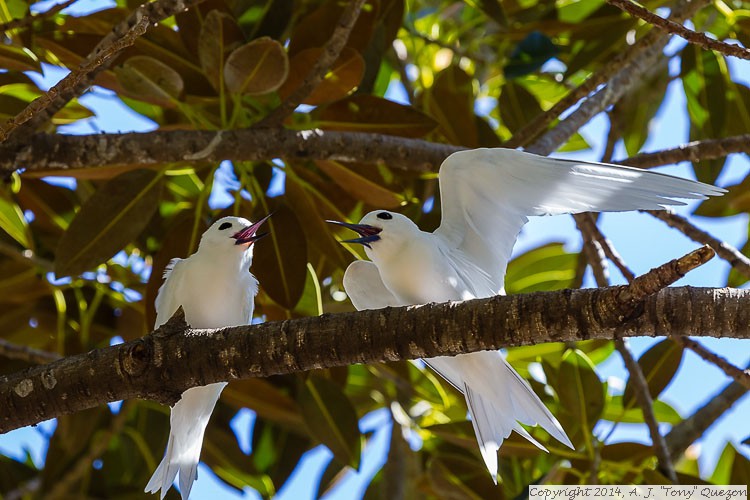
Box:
left=428, top=351, right=573, bottom=479
left=145, top=382, right=227, bottom=500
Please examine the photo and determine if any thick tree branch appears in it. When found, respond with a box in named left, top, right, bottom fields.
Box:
left=257, top=0, right=367, bottom=127
left=0, top=0, right=207, bottom=144
left=1, top=286, right=748, bottom=434
left=2, top=129, right=460, bottom=175
left=607, top=0, right=750, bottom=60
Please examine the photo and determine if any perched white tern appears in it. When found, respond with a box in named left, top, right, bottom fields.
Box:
left=328, top=148, right=724, bottom=482
left=145, top=214, right=271, bottom=500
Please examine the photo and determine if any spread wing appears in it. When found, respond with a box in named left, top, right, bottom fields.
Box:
left=154, top=258, right=186, bottom=329
left=434, top=148, right=725, bottom=295
left=343, top=260, right=400, bottom=310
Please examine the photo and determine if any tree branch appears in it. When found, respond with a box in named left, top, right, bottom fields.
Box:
left=1, top=285, right=748, bottom=434
left=665, top=362, right=750, bottom=461
left=607, top=0, right=750, bottom=61
left=0, top=339, right=61, bottom=365
left=646, top=209, right=750, bottom=280
left=526, top=0, right=709, bottom=156
left=0, top=0, right=78, bottom=34
left=679, top=337, right=750, bottom=389
left=256, top=0, right=368, bottom=127
left=0, top=0, right=207, bottom=144
left=1, top=129, right=460, bottom=175
left=621, top=134, right=750, bottom=168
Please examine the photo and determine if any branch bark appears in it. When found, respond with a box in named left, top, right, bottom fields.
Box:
left=607, top=0, right=750, bottom=61
left=1, top=286, right=748, bottom=434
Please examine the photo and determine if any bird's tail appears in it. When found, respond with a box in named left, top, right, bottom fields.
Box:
left=145, top=382, right=227, bottom=500
left=425, top=351, right=573, bottom=482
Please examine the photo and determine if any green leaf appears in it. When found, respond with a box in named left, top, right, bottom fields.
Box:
left=622, top=339, right=684, bottom=409
left=252, top=201, right=308, bottom=309
left=297, top=375, right=361, bottom=469
left=315, top=160, right=403, bottom=208
left=499, top=81, right=543, bottom=133
left=0, top=190, right=30, bottom=247
left=224, top=37, right=288, bottom=95
left=423, top=66, right=478, bottom=146
left=557, top=349, right=605, bottom=428
left=199, top=9, right=246, bottom=91
left=601, top=395, right=682, bottom=424
left=711, top=443, right=736, bottom=485
left=55, top=169, right=164, bottom=277
left=115, top=55, right=184, bottom=107
left=311, top=95, right=437, bottom=137
left=505, top=242, right=578, bottom=294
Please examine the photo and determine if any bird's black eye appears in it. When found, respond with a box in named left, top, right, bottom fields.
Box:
left=377, top=212, right=392, bottom=220
left=218, top=222, right=232, bottom=230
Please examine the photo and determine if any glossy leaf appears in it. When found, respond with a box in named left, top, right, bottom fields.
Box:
left=199, top=9, right=246, bottom=91
left=115, top=55, right=184, bottom=106
left=505, top=242, right=578, bottom=294
left=557, top=349, right=605, bottom=428
left=0, top=190, right=30, bottom=247
left=315, top=160, right=403, bottom=208
left=252, top=201, right=307, bottom=309
left=601, top=395, right=682, bottom=424
left=423, top=66, right=478, bottom=146
left=297, top=375, right=361, bottom=469
left=622, top=339, right=684, bottom=409
left=224, top=37, right=289, bottom=95
left=55, top=169, right=164, bottom=277
left=281, top=47, right=365, bottom=105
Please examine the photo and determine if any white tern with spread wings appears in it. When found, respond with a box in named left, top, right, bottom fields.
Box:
left=145, top=214, right=271, bottom=500
left=329, top=148, right=724, bottom=482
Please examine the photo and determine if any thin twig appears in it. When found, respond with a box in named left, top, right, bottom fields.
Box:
left=665, top=362, right=749, bottom=460
left=0, top=338, right=61, bottom=364
left=575, top=213, right=636, bottom=282
left=0, top=0, right=78, bottom=34
left=607, top=0, right=750, bottom=61
left=0, top=0, right=207, bottom=144
left=615, top=338, right=679, bottom=483
left=256, top=0, right=368, bottom=127
left=646, top=209, right=750, bottom=280
left=46, top=403, right=131, bottom=499
left=0, top=240, right=55, bottom=271
left=621, top=134, right=750, bottom=168
left=0, top=16, right=150, bottom=143
left=525, top=0, right=709, bottom=156
left=679, top=337, right=750, bottom=389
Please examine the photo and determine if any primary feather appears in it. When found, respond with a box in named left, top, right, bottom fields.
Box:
left=338, top=148, right=723, bottom=482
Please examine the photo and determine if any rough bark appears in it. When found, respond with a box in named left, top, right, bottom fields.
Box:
left=1, top=286, right=748, bottom=434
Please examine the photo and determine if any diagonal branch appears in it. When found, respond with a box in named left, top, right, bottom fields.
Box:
left=679, top=337, right=750, bottom=389
left=665, top=362, right=750, bottom=461
left=1, top=283, right=747, bottom=434
left=526, top=0, right=709, bottom=156
left=646, top=209, right=750, bottom=279
left=607, top=0, right=750, bottom=61
left=0, top=339, right=61, bottom=364
left=0, top=0, right=78, bottom=34
left=256, top=0, right=368, bottom=127
left=0, top=0, right=207, bottom=144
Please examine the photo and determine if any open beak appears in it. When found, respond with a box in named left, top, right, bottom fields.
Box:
left=233, top=213, right=273, bottom=246
left=326, top=220, right=382, bottom=249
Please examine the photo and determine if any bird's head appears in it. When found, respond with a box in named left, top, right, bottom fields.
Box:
left=198, top=214, right=271, bottom=255
left=327, top=210, right=418, bottom=259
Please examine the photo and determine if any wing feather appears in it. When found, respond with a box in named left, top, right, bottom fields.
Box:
left=435, top=148, right=725, bottom=295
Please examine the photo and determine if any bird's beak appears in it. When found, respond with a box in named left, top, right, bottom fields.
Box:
left=326, top=220, right=382, bottom=249
left=233, top=212, right=273, bottom=246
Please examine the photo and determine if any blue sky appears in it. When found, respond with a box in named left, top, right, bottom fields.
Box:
left=2, top=1, right=749, bottom=498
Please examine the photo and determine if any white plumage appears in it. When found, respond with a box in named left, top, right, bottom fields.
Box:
left=333, top=148, right=724, bottom=481
left=145, top=215, right=269, bottom=500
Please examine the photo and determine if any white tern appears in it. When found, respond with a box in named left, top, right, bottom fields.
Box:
left=145, top=214, right=271, bottom=500
left=328, top=148, right=724, bottom=482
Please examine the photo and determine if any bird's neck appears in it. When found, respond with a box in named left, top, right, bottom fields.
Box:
left=195, top=246, right=254, bottom=273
